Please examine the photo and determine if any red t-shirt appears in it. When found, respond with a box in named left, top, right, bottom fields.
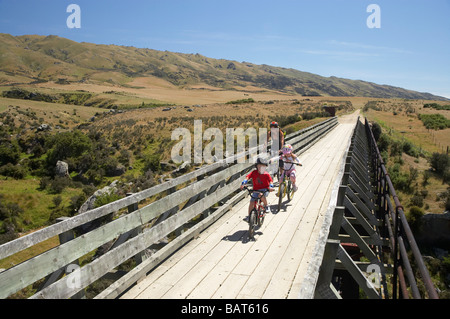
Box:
left=246, top=170, right=273, bottom=190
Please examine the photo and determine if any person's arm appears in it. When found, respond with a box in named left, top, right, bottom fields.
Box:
left=292, top=154, right=302, bottom=165
left=240, top=171, right=254, bottom=189
left=268, top=174, right=274, bottom=191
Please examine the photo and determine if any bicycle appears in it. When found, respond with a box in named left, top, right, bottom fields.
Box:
left=243, top=187, right=267, bottom=240
left=277, top=161, right=302, bottom=211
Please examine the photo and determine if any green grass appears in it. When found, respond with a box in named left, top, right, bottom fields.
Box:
left=0, top=177, right=82, bottom=232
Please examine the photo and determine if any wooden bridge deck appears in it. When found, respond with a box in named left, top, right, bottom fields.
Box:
left=121, top=112, right=359, bottom=299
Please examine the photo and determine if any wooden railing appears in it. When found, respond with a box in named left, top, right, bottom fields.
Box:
left=0, top=117, right=338, bottom=299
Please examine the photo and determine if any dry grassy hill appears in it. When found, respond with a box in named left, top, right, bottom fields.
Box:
left=1, top=33, right=448, bottom=105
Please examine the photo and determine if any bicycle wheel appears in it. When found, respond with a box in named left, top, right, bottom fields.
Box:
left=278, top=183, right=285, bottom=211
left=287, top=180, right=295, bottom=201
left=258, top=205, right=265, bottom=227
left=248, top=210, right=257, bottom=239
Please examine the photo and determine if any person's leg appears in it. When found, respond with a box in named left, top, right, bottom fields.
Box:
left=248, top=200, right=255, bottom=216
left=290, top=170, right=298, bottom=191
left=261, top=196, right=268, bottom=211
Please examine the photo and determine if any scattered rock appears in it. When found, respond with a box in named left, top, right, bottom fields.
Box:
left=37, top=124, right=51, bottom=132
left=55, top=161, right=69, bottom=178
left=227, top=62, right=236, bottom=70
left=77, top=180, right=119, bottom=216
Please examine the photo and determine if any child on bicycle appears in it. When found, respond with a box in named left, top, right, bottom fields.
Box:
left=240, top=157, right=275, bottom=219
left=279, top=144, right=302, bottom=192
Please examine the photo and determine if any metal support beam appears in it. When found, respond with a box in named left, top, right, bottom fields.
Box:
left=337, top=245, right=381, bottom=299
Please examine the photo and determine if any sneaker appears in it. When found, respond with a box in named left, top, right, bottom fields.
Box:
left=293, top=184, right=298, bottom=192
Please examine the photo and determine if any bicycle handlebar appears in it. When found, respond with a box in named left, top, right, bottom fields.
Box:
left=281, top=160, right=303, bottom=166
left=268, top=159, right=302, bottom=167
left=242, top=186, right=267, bottom=194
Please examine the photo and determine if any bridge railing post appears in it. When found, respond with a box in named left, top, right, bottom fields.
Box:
left=125, top=194, right=147, bottom=265
left=38, top=217, right=86, bottom=299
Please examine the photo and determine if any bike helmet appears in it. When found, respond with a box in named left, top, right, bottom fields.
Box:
left=255, top=157, right=268, bottom=167
left=270, top=121, right=279, bottom=128
left=282, top=144, right=293, bottom=155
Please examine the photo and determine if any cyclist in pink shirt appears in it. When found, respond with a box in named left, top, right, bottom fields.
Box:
left=279, top=144, right=301, bottom=192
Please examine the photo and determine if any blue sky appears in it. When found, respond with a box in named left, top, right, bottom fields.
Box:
left=1, top=0, right=449, bottom=98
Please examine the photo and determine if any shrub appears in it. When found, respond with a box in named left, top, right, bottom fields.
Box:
left=300, top=111, right=330, bottom=121
left=402, top=141, right=419, bottom=158
left=423, top=103, right=450, bottom=111
left=0, top=141, right=21, bottom=166
left=418, top=114, right=450, bottom=130
left=390, top=140, right=403, bottom=157
left=225, top=98, right=255, bottom=105
left=68, top=193, right=87, bottom=216
left=377, top=134, right=391, bottom=153
left=101, top=156, right=120, bottom=177
left=94, top=192, right=122, bottom=209
left=86, top=168, right=105, bottom=186
left=46, top=130, right=92, bottom=168
left=407, top=206, right=424, bottom=233
left=444, top=168, right=450, bottom=185
left=49, top=177, right=72, bottom=194
left=371, top=122, right=382, bottom=141
left=389, top=163, right=413, bottom=193
left=430, top=153, right=450, bottom=175
left=0, top=199, right=24, bottom=237
left=446, top=191, right=450, bottom=211
left=144, top=152, right=161, bottom=172
left=422, top=170, right=431, bottom=187
left=410, top=194, right=424, bottom=208
left=39, top=176, right=51, bottom=190
left=52, top=196, right=62, bottom=207
left=0, top=163, right=27, bottom=179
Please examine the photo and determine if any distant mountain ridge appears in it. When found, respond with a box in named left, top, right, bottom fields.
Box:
left=0, top=33, right=447, bottom=101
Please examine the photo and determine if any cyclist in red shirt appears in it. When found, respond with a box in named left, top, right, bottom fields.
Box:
left=240, top=157, right=275, bottom=219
